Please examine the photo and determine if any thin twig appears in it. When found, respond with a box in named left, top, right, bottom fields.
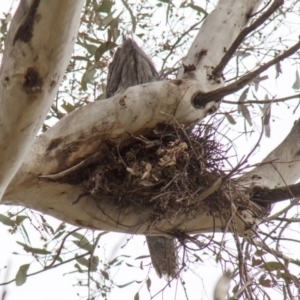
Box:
left=223, top=93, right=300, bottom=105
left=45, top=228, right=81, bottom=268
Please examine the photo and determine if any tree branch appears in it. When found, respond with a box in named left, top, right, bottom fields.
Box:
left=240, top=118, right=300, bottom=189
left=213, top=0, right=284, bottom=76
left=223, top=93, right=300, bottom=105
left=194, top=40, right=300, bottom=107
left=177, top=0, right=263, bottom=81
left=250, top=182, right=300, bottom=206
left=0, top=0, right=85, bottom=199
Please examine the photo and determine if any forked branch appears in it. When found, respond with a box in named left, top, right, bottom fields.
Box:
left=213, top=0, right=284, bottom=76
left=194, top=40, right=300, bottom=107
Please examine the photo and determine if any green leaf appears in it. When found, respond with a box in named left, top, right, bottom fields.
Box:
left=101, top=270, right=110, bottom=280
left=16, top=242, right=51, bottom=255
left=188, top=4, right=207, bottom=16
left=225, top=113, right=236, bottom=125
left=72, top=232, right=98, bottom=252
left=263, top=100, right=271, bottom=137
left=81, top=67, right=97, bottom=91
left=193, top=254, right=204, bottom=263
left=73, top=238, right=93, bottom=251
left=0, top=214, right=14, bottom=226
left=275, top=60, right=282, bottom=78
left=74, top=263, right=84, bottom=273
left=261, top=261, right=284, bottom=271
left=116, top=280, right=135, bottom=288
left=101, top=11, right=115, bottom=27
left=292, top=70, right=300, bottom=90
left=135, top=255, right=150, bottom=260
left=126, top=263, right=134, bottom=267
left=15, top=264, right=30, bottom=286
left=97, top=0, right=114, bottom=13
left=95, top=41, right=117, bottom=61
left=52, top=231, right=65, bottom=241
left=76, top=257, right=89, bottom=268
left=240, top=104, right=252, bottom=126
left=42, top=222, right=54, bottom=235
left=61, top=100, right=75, bottom=113
left=259, top=275, right=272, bottom=287
left=77, top=41, right=98, bottom=55
left=90, top=256, right=99, bottom=272
left=21, top=224, right=31, bottom=244
left=72, top=232, right=85, bottom=239
left=277, top=271, right=297, bottom=284
left=237, top=87, right=249, bottom=114
left=252, top=257, right=262, bottom=267
left=54, top=222, right=66, bottom=234
left=255, top=249, right=265, bottom=256
left=146, top=277, right=151, bottom=291
left=15, top=215, right=28, bottom=225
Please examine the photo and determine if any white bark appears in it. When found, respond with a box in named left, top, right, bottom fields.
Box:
left=178, top=0, right=263, bottom=82
left=1, top=0, right=282, bottom=237
left=240, top=120, right=300, bottom=188
left=0, top=0, right=85, bottom=199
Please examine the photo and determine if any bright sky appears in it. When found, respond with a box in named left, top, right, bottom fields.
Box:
left=1, top=1, right=300, bottom=300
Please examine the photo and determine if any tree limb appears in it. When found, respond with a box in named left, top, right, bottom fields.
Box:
left=194, top=41, right=300, bottom=107
left=240, top=118, right=300, bottom=188
left=0, top=0, right=85, bottom=199
left=250, top=182, right=300, bottom=206
left=223, top=93, right=300, bottom=105
left=177, top=0, right=263, bottom=82
left=213, top=0, right=284, bottom=76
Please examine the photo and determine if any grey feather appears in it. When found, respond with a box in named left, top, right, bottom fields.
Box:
left=106, top=38, right=159, bottom=98
left=146, top=236, right=178, bottom=278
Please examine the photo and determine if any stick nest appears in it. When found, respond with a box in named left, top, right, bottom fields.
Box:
left=63, top=123, right=261, bottom=228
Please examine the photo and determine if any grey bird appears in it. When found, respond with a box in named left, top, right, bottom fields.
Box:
left=106, top=37, right=178, bottom=278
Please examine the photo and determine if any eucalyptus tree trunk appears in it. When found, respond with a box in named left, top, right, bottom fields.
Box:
left=0, top=0, right=85, bottom=199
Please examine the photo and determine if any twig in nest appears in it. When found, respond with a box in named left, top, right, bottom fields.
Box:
left=72, top=192, right=90, bottom=205
left=126, top=131, right=162, bottom=148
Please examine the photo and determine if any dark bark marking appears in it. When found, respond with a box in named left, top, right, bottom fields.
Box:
left=23, top=67, right=43, bottom=93
left=192, top=92, right=220, bottom=109
left=250, top=181, right=300, bottom=207
left=183, top=64, right=196, bottom=73
left=295, top=149, right=300, bottom=157
left=47, top=137, right=63, bottom=151
left=3, top=76, right=10, bottom=87
left=75, top=220, right=98, bottom=229
left=49, top=80, right=56, bottom=89
left=14, top=0, right=41, bottom=44
left=63, top=141, right=81, bottom=156
left=119, top=96, right=126, bottom=107
left=195, top=49, right=207, bottom=62
left=170, top=79, right=183, bottom=86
